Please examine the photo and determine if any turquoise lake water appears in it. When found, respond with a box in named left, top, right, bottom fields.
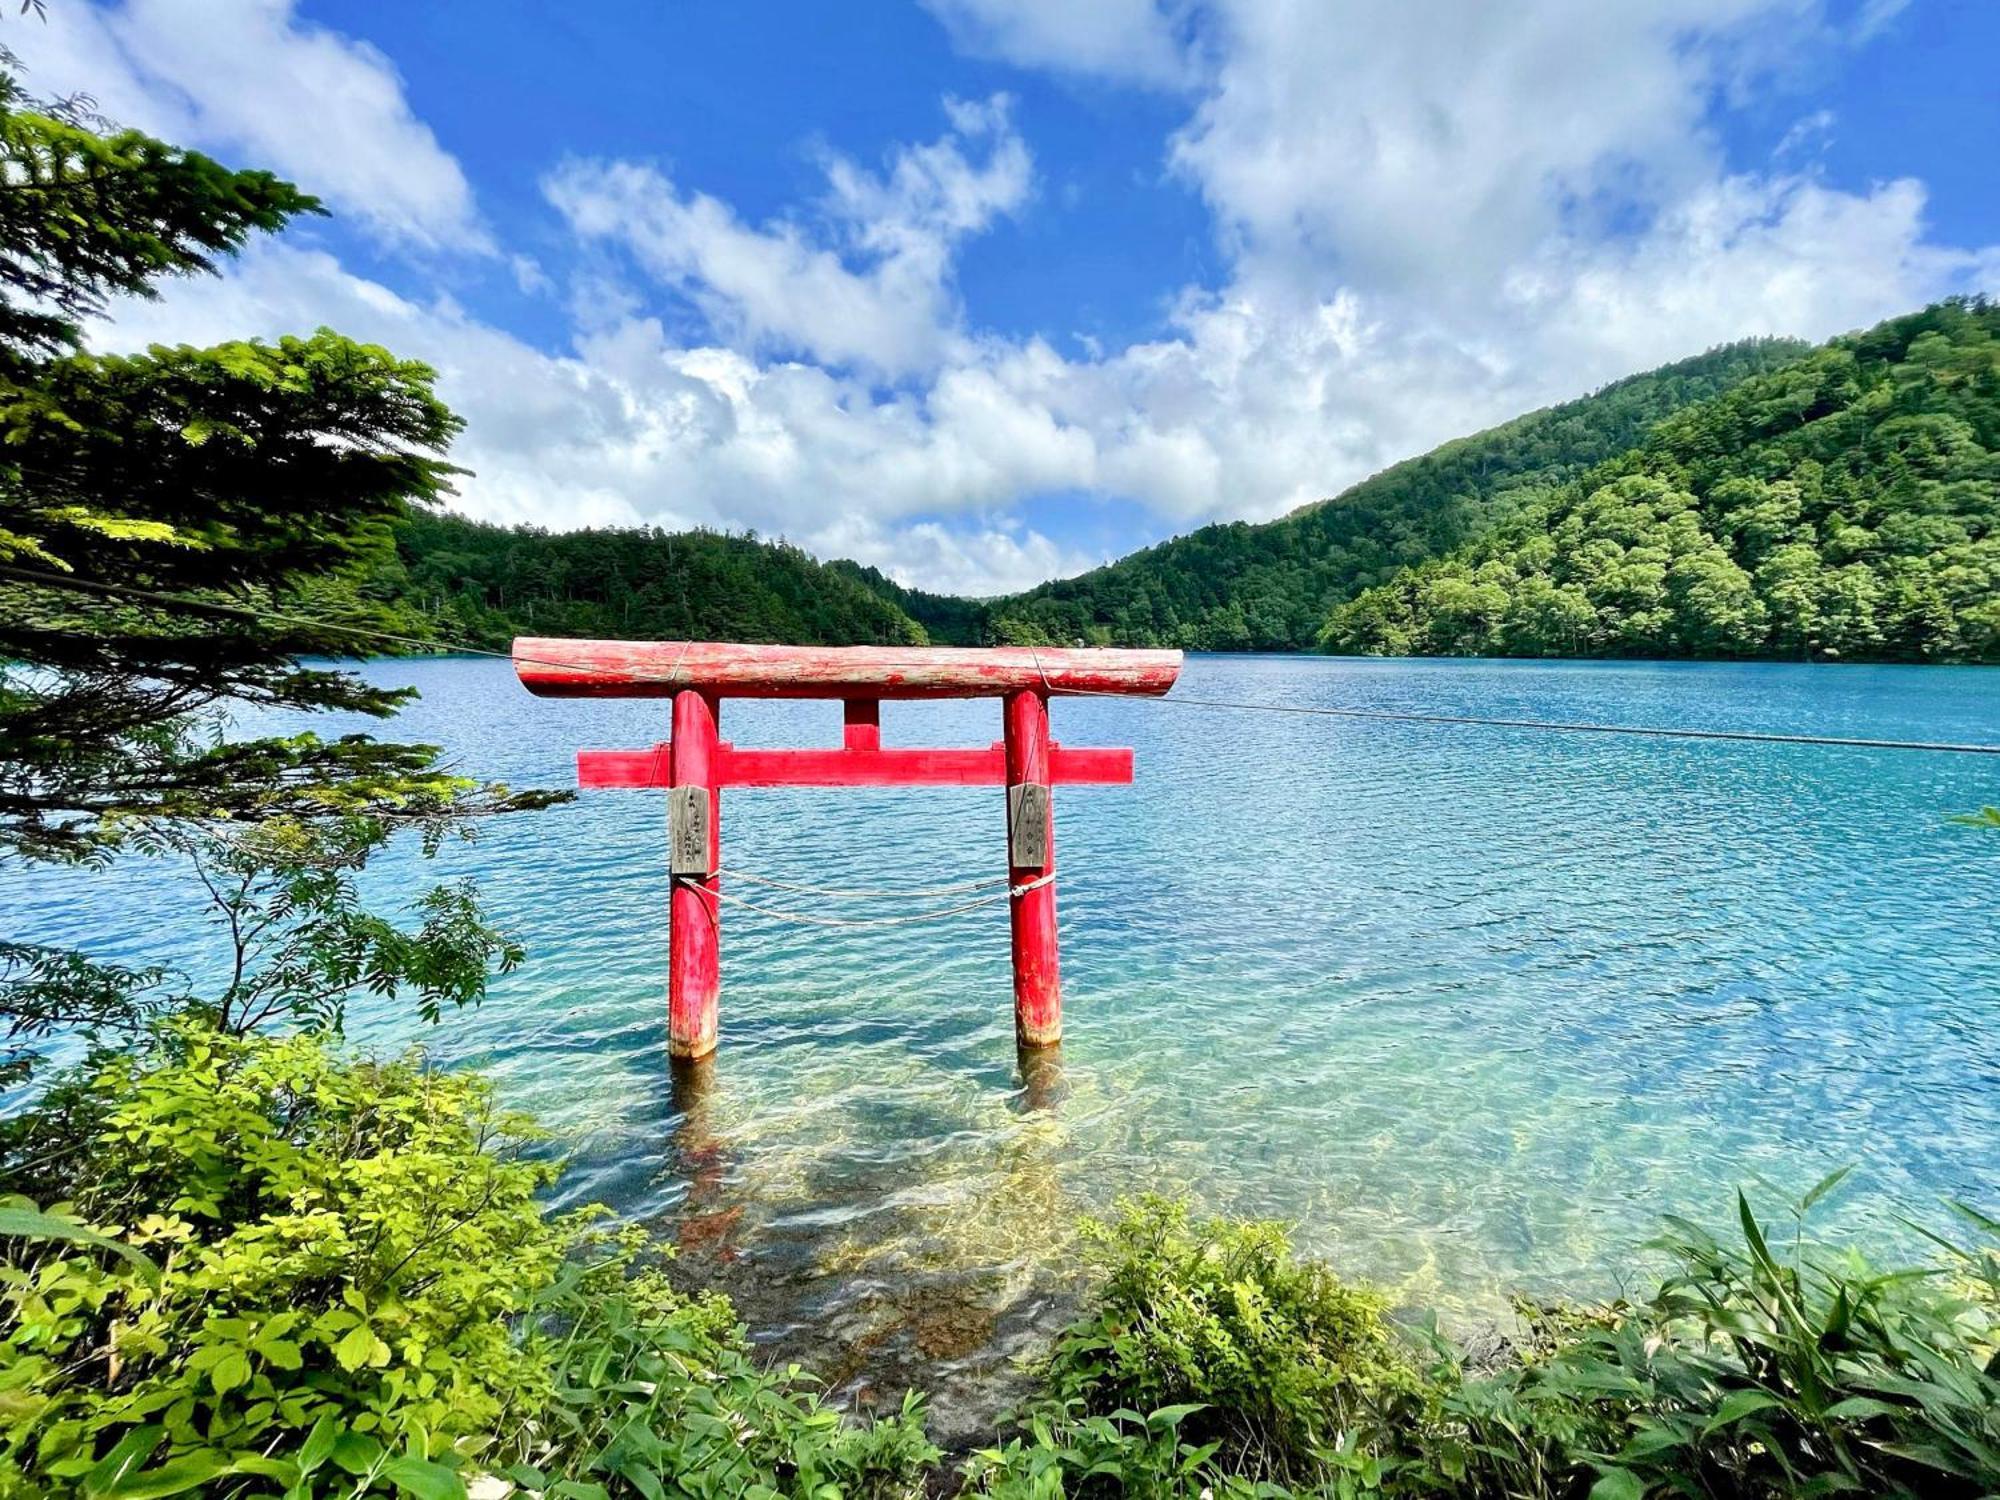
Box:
left=8, top=654, right=2000, bottom=1434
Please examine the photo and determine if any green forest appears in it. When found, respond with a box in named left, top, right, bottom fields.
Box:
left=365, top=337, right=1814, bottom=655
left=1323, top=300, right=2000, bottom=662
left=355, top=512, right=926, bottom=649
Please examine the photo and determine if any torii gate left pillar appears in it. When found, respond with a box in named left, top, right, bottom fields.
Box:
left=513, top=639, right=1183, bottom=1060
left=666, top=686, right=723, bottom=1059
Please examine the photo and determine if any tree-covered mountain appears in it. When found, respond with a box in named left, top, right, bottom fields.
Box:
left=823, top=559, right=989, bottom=646
left=359, top=512, right=929, bottom=649
left=955, top=336, right=1811, bottom=649
left=1321, top=299, right=2000, bottom=663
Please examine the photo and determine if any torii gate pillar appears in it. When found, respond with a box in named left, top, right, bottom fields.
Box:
left=667, top=688, right=722, bottom=1059
left=1003, top=688, right=1061, bottom=1047
left=512, top=639, right=1183, bottom=1060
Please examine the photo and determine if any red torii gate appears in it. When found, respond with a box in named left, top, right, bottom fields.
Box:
left=513, top=639, right=1183, bottom=1060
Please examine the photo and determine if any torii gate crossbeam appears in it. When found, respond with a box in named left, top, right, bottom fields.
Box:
left=513, top=640, right=1182, bottom=1060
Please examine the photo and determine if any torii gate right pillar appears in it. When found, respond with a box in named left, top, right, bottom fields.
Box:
left=1004, top=688, right=1061, bottom=1047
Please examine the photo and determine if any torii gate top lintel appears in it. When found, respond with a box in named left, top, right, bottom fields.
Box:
left=512, top=637, right=1181, bottom=1063
left=512, top=637, right=1183, bottom=700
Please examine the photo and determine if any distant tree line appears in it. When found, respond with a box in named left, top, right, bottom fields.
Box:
left=355, top=514, right=930, bottom=650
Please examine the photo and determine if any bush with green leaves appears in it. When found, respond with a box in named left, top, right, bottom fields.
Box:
left=970, top=1189, right=2000, bottom=1500
left=510, top=1255, right=937, bottom=1500
left=0, top=1026, right=936, bottom=1499
left=1427, top=1184, right=2000, bottom=1500
left=1, top=811, right=530, bottom=1089
left=970, top=1196, right=1429, bottom=1494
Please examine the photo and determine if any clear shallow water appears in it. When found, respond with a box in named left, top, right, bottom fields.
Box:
left=8, top=655, right=2000, bottom=1437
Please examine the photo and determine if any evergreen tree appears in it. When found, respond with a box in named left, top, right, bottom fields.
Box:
left=0, top=62, right=554, bottom=1077
left=0, top=65, right=550, bottom=863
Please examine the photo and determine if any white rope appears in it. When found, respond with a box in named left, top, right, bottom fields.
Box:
left=717, top=866, right=1008, bottom=901
left=674, top=869, right=1055, bottom=928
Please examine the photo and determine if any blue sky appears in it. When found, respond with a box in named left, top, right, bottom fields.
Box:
left=9, top=0, right=1998, bottom=593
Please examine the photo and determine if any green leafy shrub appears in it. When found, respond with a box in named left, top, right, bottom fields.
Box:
left=1433, top=1186, right=2000, bottom=1500
left=0, top=1027, right=935, bottom=1499
left=975, top=1190, right=2000, bottom=1500
left=1010, top=1196, right=1427, bottom=1488
left=965, top=1400, right=1230, bottom=1500
left=509, top=1252, right=937, bottom=1500
left=2, top=815, right=536, bottom=1088
left=0, top=1026, right=560, bottom=1494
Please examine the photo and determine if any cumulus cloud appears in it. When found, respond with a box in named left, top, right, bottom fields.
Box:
left=4, top=0, right=487, bottom=253
left=1171, top=0, right=1737, bottom=300
left=40, top=0, right=2000, bottom=592
left=83, top=241, right=1101, bottom=592
left=544, top=96, right=1030, bottom=377
left=917, top=0, right=1193, bottom=87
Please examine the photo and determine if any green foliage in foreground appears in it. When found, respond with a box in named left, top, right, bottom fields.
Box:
left=2, top=815, right=527, bottom=1085
left=1022, top=1201, right=1426, bottom=1485
left=1324, top=299, right=2000, bottom=662
left=0, top=1027, right=937, bottom=1499
left=972, top=1194, right=2000, bottom=1499
left=5, top=1032, right=1997, bottom=1500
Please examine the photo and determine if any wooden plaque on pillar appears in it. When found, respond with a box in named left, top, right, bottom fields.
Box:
left=1007, top=783, right=1050, bottom=868
left=669, top=786, right=711, bottom=876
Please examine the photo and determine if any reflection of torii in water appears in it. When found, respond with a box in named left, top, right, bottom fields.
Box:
left=664, top=1054, right=740, bottom=1263
left=512, top=639, right=1182, bottom=1061
left=662, top=1039, right=1069, bottom=1274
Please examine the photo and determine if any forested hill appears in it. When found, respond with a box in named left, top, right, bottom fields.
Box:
left=358, top=513, right=929, bottom=649
left=1321, top=299, right=2000, bottom=663
left=947, top=336, right=1811, bottom=649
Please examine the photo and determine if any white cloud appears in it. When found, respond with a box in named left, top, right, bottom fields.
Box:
left=83, top=241, right=1102, bottom=590
left=1510, top=174, right=1992, bottom=376
left=4, top=0, right=486, bottom=253
left=806, top=513, right=1101, bottom=598
left=509, top=255, right=554, bottom=296
left=544, top=96, right=1030, bottom=377
left=918, top=0, right=1193, bottom=87
left=1173, top=0, right=1796, bottom=302
left=44, top=1, right=2000, bottom=593
left=1773, top=108, right=1837, bottom=161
